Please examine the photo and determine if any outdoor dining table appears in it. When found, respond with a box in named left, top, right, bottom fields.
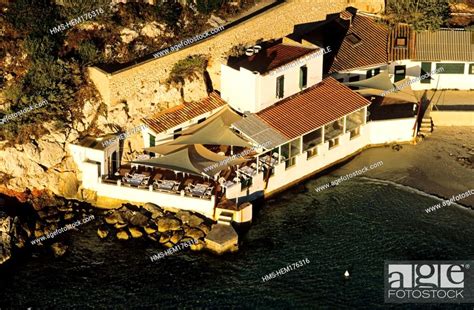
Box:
left=124, top=173, right=147, bottom=186
left=240, top=165, right=256, bottom=176
left=190, top=183, right=208, bottom=197
left=224, top=180, right=236, bottom=188
left=156, top=180, right=176, bottom=191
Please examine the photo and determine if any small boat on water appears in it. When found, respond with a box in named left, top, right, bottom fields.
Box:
left=344, top=270, right=350, bottom=278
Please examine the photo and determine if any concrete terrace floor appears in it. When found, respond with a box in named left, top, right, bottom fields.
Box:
left=415, top=90, right=474, bottom=110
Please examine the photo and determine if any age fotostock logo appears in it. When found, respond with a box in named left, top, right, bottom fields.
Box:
left=385, top=261, right=474, bottom=303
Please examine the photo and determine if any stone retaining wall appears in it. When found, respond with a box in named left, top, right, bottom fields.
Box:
left=88, top=0, right=385, bottom=107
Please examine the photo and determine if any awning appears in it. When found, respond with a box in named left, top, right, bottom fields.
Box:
left=132, top=146, right=204, bottom=176
left=151, top=106, right=252, bottom=148
left=170, top=117, right=252, bottom=147
left=144, top=143, right=186, bottom=155
left=133, top=144, right=249, bottom=177
left=344, top=72, right=418, bottom=104
left=181, top=106, right=242, bottom=135
left=344, top=71, right=394, bottom=90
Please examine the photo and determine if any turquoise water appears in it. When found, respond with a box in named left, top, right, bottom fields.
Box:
left=1, top=176, right=474, bottom=309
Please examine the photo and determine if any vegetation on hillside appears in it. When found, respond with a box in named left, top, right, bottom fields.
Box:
left=167, top=55, right=208, bottom=85
left=0, top=0, right=257, bottom=145
left=385, top=0, right=451, bottom=30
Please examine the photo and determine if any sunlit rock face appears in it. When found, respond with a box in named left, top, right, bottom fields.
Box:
left=0, top=212, right=12, bottom=265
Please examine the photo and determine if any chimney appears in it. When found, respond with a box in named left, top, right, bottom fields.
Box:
left=339, top=10, right=353, bottom=26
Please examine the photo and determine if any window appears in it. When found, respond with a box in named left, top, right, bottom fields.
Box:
left=470, top=64, right=474, bottom=75
left=280, top=138, right=301, bottom=169
left=345, top=33, right=362, bottom=46
left=437, top=63, right=464, bottom=74
left=173, top=128, right=182, bottom=139
left=149, top=134, right=155, bottom=147
left=395, top=37, right=407, bottom=47
left=197, top=117, right=206, bottom=124
left=276, top=75, right=284, bottom=98
left=394, top=65, right=406, bottom=82
left=149, top=134, right=155, bottom=157
left=366, top=68, right=380, bottom=79
left=421, top=62, right=432, bottom=84
left=348, top=75, right=360, bottom=90
left=346, top=109, right=365, bottom=132
left=303, top=128, right=322, bottom=159
left=299, top=66, right=308, bottom=89
left=324, top=118, right=344, bottom=142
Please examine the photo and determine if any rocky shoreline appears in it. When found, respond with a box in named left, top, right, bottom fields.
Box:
left=98, top=202, right=211, bottom=252
left=0, top=194, right=215, bottom=266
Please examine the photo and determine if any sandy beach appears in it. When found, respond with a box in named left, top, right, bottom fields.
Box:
left=332, top=127, right=474, bottom=207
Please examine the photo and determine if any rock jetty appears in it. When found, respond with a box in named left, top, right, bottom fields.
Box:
left=99, top=203, right=210, bottom=253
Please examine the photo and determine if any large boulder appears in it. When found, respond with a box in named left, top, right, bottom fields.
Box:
left=185, top=228, right=205, bottom=240
left=97, top=225, right=109, bottom=239
left=140, top=21, right=164, bottom=38
left=198, top=223, right=210, bottom=235
left=105, top=211, right=123, bottom=225
left=51, top=242, right=68, bottom=257
left=120, top=27, right=139, bottom=44
left=0, top=213, right=12, bottom=264
left=116, top=230, right=129, bottom=240
left=190, top=239, right=205, bottom=251
left=129, top=227, right=143, bottom=238
left=188, top=215, right=204, bottom=227
left=144, top=225, right=157, bottom=235
left=157, top=217, right=181, bottom=232
left=170, top=230, right=184, bottom=245
left=143, top=203, right=163, bottom=219
left=128, top=212, right=148, bottom=227
left=176, top=210, right=192, bottom=223
left=159, top=231, right=172, bottom=244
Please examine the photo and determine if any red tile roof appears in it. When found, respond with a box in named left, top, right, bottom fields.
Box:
left=388, top=23, right=416, bottom=61
left=329, top=12, right=388, bottom=72
left=228, top=42, right=318, bottom=74
left=142, top=92, right=226, bottom=133
left=256, top=77, right=370, bottom=140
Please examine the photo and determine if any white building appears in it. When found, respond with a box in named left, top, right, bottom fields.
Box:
left=221, top=39, right=324, bottom=114
left=69, top=7, right=423, bottom=221
left=387, top=29, right=474, bottom=91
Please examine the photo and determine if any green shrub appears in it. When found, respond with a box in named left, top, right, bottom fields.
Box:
left=59, top=0, right=112, bottom=21
left=385, top=0, right=451, bottom=31
left=156, top=1, right=183, bottom=27
left=24, top=35, right=59, bottom=61
left=196, top=0, right=228, bottom=14
left=167, top=55, right=208, bottom=84
left=77, top=40, right=102, bottom=65
left=7, top=0, right=63, bottom=36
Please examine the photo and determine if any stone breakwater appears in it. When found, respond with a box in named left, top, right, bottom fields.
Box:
left=0, top=194, right=216, bottom=265
left=98, top=203, right=211, bottom=252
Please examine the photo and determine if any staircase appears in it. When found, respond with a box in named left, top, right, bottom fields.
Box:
left=417, top=92, right=434, bottom=137
left=217, top=212, right=233, bottom=226
left=419, top=117, right=433, bottom=136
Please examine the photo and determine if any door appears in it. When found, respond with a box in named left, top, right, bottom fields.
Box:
left=111, top=151, right=119, bottom=175
left=394, top=65, right=406, bottom=82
